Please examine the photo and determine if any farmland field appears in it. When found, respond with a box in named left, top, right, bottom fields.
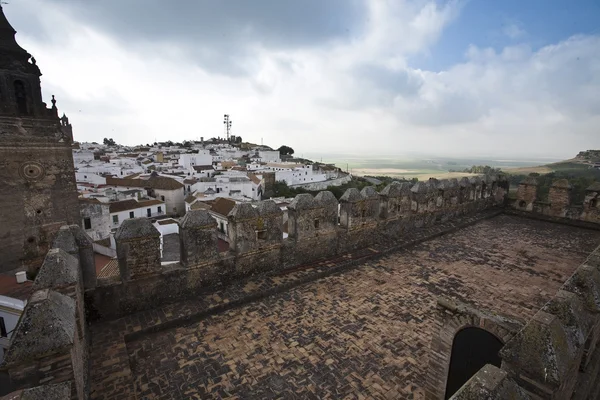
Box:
left=303, top=153, right=561, bottom=180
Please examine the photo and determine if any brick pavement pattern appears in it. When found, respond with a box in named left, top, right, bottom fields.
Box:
left=89, top=215, right=600, bottom=399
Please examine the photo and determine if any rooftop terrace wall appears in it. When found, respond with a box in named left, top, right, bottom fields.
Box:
left=87, top=175, right=509, bottom=319
left=511, top=178, right=600, bottom=225
left=0, top=226, right=91, bottom=399
left=449, top=244, right=600, bottom=399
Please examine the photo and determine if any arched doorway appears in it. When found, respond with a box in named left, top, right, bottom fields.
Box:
left=444, top=327, right=503, bottom=399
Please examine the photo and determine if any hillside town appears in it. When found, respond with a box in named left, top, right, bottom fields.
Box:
left=74, top=137, right=350, bottom=260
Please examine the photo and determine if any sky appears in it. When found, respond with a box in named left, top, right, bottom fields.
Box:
left=5, top=0, right=600, bottom=158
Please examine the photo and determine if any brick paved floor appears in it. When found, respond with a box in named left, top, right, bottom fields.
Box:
left=89, top=214, right=600, bottom=399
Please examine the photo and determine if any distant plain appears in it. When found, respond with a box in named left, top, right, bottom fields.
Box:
left=302, top=153, right=562, bottom=180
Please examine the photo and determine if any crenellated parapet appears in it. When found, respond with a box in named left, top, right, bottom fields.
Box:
left=450, top=364, right=531, bottom=400
left=85, top=174, right=509, bottom=317
left=455, top=245, right=600, bottom=399
left=115, top=218, right=161, bottom=280
left=179, top=210, right=219, bottom=267
left=1, top=223, right=89, bottom=399
left=582, top=182, right=600, bottom=222
left=511, top=179, right=600, bottom=224
left=515, top=176, right=538, bottom=211
left=339, top=186, right=380, bottom=230
left=288, top=192, right=338, bottom=240
left=379, top=182, right=411, bottom=220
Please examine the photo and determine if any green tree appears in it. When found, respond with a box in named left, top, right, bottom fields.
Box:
left=278, top=145, right=295, bottom=156
left=103, top=137, right=116, bottom=146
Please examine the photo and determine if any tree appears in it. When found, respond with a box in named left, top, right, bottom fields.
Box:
left=103, top=137, right=116, bottom=146
left=235, top=136, right=242, bottom=144
left=278, top=145, right=294, bottom=156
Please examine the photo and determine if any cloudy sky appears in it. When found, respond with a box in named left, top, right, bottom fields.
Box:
left=5, top=0, right=600, bottom=158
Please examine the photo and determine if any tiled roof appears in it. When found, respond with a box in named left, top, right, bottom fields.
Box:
left=210, top=198, right=236, bottom=217
left=0, top=271, right=33, bottom=300
left=78, top=198, right=103, bottom=204
left=157, top=219, right=178, bottom=226
left=185, top=194, right=196, bottom=204
left=106, top=176, right=184, bottom=191
left=97, top=259, right=119, bottom=279
left=247, top=173, right=261, bottom=185
left=190, top=201, right=212, bottom=211
left=108, top=199, right=164, bottom=213
left=193, top=165, right=214, bottom=172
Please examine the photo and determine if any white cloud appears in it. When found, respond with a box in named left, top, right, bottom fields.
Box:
left=9, top=0, right=600, bottom=158
left=503, top=22, right=526, bottom=40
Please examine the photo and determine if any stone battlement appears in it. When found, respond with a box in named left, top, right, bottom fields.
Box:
left=453, top=243, right=600, bottom=399
left=3, top=174, right=600, bottom=399
left=88, top=175, right=508, bottom=319
left=511, top=177, right=600, bottom=224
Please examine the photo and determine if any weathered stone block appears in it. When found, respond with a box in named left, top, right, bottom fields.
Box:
left=562, top=265, right=600, bottom=313
left=3, top=290, right=75, bottom=369
left=450, top=364, right=530, bottom=400
left=500, top=310, right=579, bottom=397
left=115, top=218, right=161, bottom=280
left=516, top=177, right=538, bottom=211
left=379, top=182, right=411, bottom=219
left=288, top=191, right=338, bottom=240
left=68, top=224, right=96, bottom=289
left=228, top=202, right=260, bottom=254
left=179, top=210, right=218, bottom=267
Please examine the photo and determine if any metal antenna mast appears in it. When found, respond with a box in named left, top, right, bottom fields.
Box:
left=223, top=114, right=232, bottom=141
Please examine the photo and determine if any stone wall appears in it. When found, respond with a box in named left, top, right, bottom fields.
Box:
left=449, top=244, right=600, bottom=399
left=0, top=115, right=79, bottom=274
left=0, top=226, right=91, bottom=399
left=511, top=178, right=600, bottom=224
left=289, top=173, right=352, bottom=191
left=87, top=175, right=508, bottom=319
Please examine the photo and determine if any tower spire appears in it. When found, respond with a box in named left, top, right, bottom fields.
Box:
left=0, top=3, right=29, bottom=57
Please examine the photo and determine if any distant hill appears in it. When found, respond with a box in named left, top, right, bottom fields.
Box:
left=504, top=150, right=600, bottom=175
left=503, top=151, right=600, bottom=204
left=575, top=150, right=600, bottom=162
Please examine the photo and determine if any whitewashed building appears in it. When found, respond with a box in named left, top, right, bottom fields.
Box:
left=109, top=199, right=166, bottom=229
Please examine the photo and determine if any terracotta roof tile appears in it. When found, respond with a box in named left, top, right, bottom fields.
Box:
left=210, top=198, right=236, bottom=217
left=106, top=176, right=184, bottom=190
left=108, top=199, right=164, bottom=213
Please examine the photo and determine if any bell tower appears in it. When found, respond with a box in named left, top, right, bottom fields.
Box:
left=0, top=5, right=80, bottom=274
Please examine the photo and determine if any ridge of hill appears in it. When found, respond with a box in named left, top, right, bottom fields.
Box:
left=504, top=151, right=600, bottom=175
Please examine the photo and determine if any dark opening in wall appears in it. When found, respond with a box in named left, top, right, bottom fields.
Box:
left=256, top=230, right=267, bottom=240
left=36, top=209, right=41, bottom=214
left=518, top=200, right=526, bottom=208
left=14, top=80, right=28, bottom=115
left=444, top=327, right=503, bottom=399
left=592, top=198, right=598, bottom=208
left=27, top=236, right=35, bottom=243
left=314, top=219, right=320, bottom=229
left=84, top=217, right=92, bottom=230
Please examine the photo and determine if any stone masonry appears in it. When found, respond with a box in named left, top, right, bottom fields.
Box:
left=0, top=5, right=79, bottom=274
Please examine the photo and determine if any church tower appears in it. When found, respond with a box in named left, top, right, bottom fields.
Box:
left=0, top=5, right=80, bottom=273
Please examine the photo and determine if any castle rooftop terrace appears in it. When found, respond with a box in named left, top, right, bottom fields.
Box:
left=88, top=214, right=600, bottom=399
